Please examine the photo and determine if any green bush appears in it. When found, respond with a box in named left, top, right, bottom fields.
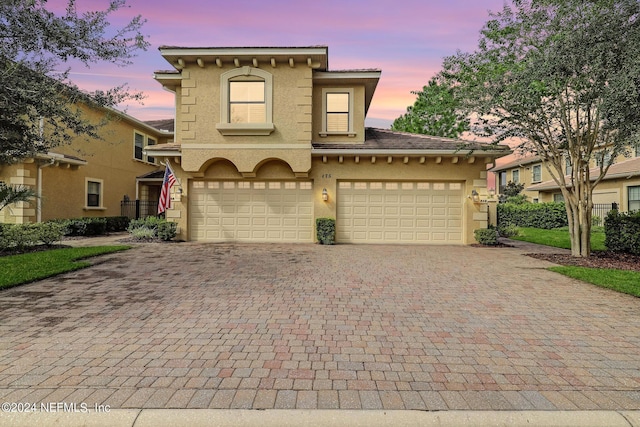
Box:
left=157, top=221, right=177, bottom=241
left=316, top=218, right=336, bottom=245
left=63, top=218, right=87, bottom=236
left=130, top=226, right=156, bottom=240
left=0, top=222, right=64, bottom=251
left=105, top=216, right=130, bottom=232
left=498, top=223, right=520, bottom=238
left=474, top=228, right=499, bottom=246
left=498, top=202, right=568, bottom=229
left=33, top=222, right=64, bottom=246
left=605, top=210, right=640, bottom=255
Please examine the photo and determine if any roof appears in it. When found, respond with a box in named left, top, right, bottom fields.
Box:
left=312, top=128, right=511, bottom=156
left=490, top=155, right=541, bottom=172
left=144, top=119, right=175, bottom=132
left=527, top=156, right=640, bottom=191
left=136, top=170, right=165, bottom=179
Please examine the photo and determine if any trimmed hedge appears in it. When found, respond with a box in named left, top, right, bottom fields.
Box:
left=474, top=228, right=499, bottom=246
left=498, top=202, right=568, bottom=229
left=0, top=222, right=65, bottom=251
left=127, top=217, right=177, bottom=241
left=316, top=218, right=336, bottom=245
left=605, top=210, right=640, bottom=255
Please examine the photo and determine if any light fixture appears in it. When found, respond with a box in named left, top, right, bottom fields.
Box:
left=322, top=188, right=328, bottom=201
left=489, top=188, right=495, bottom=198
left=471, top=189, right=480, bottom=203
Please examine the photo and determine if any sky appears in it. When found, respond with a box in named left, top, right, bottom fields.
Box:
left=48, top=0, right=508, bottom=128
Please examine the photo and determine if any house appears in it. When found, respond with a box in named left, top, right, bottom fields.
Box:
left=491, top=146, right=640, bottom=212
left=0, top=106, right=173, bottom=224
left=146, top=46, right=510, bottom=244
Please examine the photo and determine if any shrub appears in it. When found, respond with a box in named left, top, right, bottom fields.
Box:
left=130, top=226, right=156, bottom=240
left=63, top=218, right=88, bottom=236
left=498, top=223, right=520, bottom=238
left=157, top=221, right=177, bottom=241
left=83, top=217, right=107, bottom=236
left=33, top=222, right=64, bottom=246
left=605, top=210, right=640, bottom=255
left=105, top=216, right=130, bottom=232
left=316, top=218, right=336, bottom=245
left=498, top=202, right=568, bottom=229
left=474, top=228, right=499, bottom=246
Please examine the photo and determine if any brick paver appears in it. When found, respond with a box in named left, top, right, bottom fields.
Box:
left=0, top=242, right=639, bottom=410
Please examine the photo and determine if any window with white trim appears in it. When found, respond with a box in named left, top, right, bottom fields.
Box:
left=217, top=66, right=274, bottom=135
left=532, top=164, right=542, bottom=183
left=85, top=179, right=103, bottom=209
left=512, top=169, right=520, bottom=184
left=320, top=88, right=354, bottom=137
left=133, top=131, right=157, bottom=164
left=629, top=186, right=640, bottom=212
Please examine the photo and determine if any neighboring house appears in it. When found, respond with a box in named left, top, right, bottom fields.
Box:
left=491, top=146, right=640, bottom=212
left=146, top=46, right=510, bottom=244
left=0, top=107, right=173, bottom=224
left=528, top=156, right=640, bottom=212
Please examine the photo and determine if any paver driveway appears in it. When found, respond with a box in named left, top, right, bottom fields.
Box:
left=0, top=243, right=639, bottom=410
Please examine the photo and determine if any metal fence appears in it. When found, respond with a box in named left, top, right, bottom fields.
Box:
left=120, top=200, right=158, bottom=220
left=591, top=202, right=618, bottom=226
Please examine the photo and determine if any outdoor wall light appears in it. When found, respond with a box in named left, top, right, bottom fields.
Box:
left=471, top=189, right=480, bottom=203
left=489, top=188, right=495, bottom=198
left=322, top=188, right=329, bottom=201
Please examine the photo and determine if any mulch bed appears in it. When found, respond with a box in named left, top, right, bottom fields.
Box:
left=527, top=251, right=640, bottom=272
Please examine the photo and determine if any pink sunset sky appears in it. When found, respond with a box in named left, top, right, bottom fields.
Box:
left=48, top=0, right=508, bottom=128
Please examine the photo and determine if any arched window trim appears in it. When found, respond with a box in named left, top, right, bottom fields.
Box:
left=216, top=66, right=275, bottom=136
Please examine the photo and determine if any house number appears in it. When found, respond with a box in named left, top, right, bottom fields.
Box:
left=322, top=174, right=332, bottom=178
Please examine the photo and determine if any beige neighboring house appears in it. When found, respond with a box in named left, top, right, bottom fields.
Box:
left=0, top=107, right=173, bottom=224
left=491, top=147, right=640, bottom=213
left=146, top=46, right=510, bottom=245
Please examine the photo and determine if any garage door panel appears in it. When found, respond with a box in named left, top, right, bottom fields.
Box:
left=190, top=181, right=313, bottom=242
left=337, top=181, right=463, bottom=244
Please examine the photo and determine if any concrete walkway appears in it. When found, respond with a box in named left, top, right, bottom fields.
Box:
left=0, top=241, right=639, bottom=425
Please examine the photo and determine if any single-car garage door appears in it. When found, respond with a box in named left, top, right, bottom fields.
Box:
left=336, top=181, right=463, bottom=244
left=190, top=181, right=314, bottom=242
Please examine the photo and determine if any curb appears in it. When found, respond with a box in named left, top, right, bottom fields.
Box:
left=2, top=410, right=640, bottom=427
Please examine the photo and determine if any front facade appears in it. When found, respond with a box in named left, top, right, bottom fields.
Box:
left=0, top=106, right=173, bottom=224
left=148, top=46, right=510, bottom=244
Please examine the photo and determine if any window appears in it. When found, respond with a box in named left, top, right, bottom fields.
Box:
left=229, top=81, right=265, bottom=123
left=512, top=170, right=520, bottom=184
left=629, top=186, right=640, bottom=212
left=565, top=157, right=572, bottom=176
left=636, top=144, right=640, bottom=158
left=596, top=151, right=612, bottom=167
left=553, top=193, right=565, bottom=202
left=321, top=88, right=354, bottom=136
left=217, top=66, right=274, bottom=135
left=499, top=172, right=507, bottom=187
left=85, top=179, right=103, bottom=209
left=532, top=164, right=542, bottom=183
left=134, top=132, right=156, bottom=164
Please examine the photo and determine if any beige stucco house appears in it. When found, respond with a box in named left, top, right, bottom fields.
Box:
left=491, top=147, right=640, bottom=212
left=0, top=106, right=173, bottom=224
left=147, top=46, right=510, bottom=245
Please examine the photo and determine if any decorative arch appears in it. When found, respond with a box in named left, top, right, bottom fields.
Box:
left=201, top=158, right=242, bottom=179
left=253, top=158, right=297, bottom=179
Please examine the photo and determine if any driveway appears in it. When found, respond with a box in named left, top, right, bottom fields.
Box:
left=0, top=242, right=639, bottom=411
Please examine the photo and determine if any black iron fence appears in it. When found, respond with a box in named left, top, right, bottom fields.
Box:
left=120, top=199, right=158, bottom=220
left=591, top=202, right=618, bottom=226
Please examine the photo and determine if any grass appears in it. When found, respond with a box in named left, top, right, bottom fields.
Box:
left=510, top=226, right=606, bottom=251
left=0, top=245, right=130, bottom=290
left=549, top=266, right=640, bottom=297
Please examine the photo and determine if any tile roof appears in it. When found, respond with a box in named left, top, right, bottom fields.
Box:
left=144, top=119, right=175, bottom=132
left=527, top=156, right=640, bottom=191
left=490, top=155, right=541, bottom=172
left=312, top=128, right=511, bottom=154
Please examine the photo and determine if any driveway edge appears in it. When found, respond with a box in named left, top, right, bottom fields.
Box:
left=2, top=410, right=639, bottom=427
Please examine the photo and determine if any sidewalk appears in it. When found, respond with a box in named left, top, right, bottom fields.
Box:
left=2, top=409, right=640, bottom=427
left=61, top=232, right=130, bottom=247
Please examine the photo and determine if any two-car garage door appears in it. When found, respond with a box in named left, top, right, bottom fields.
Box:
left=189, top=180, right=464, bottom=244
left=336, top=181, right=463, bottom=244
left=190, top=181, right=314, bottom=242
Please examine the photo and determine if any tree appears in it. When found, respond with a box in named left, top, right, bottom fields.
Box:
left=499, top=181, right=526, bottom=203
left=0, top=182, right=37, bottom=213
left=0, top=0, right=149, bottom=164
left=442, top=0, right=640, bottom=257
left=391, top=76, right=469, bottom=138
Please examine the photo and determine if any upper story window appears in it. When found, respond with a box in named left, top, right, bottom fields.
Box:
left=499, top=171, right=507, bottom=187
left=134, top=131, right=157, bottom=164
left=532, top=164, right=542, bottom=183
left=217, top=66, right=274, bottom=135
left=565, top=156, right=572, bottom=176
left=320, top=88, right=355, bottom=137
left=512, top=169, right=520, bottom=184
left=635, top=144, right=639, bottom=158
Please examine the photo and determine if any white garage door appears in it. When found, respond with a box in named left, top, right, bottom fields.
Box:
left=190, top=181, right=314, bottom=242
left=337, top=181, right=464, bottom=244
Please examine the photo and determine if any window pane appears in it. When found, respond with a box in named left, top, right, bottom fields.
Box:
left=230, top=81, right=264, bottom=102
left=629, top=186, right=640, bottom=212
left=327, top=93, right=349, bottom=112
left=327, top=113, right=348, bottom=131
left=134, top=133, right=144, bottom=160
left=87, top=181, right=100, bottom=207
left=230, top=104, right=266, bottom=123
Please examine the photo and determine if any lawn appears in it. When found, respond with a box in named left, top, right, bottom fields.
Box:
left=548, top=266, right=640, bottom=297
left=0, top=246, right=130, bottom=290
left=510, top=226, right=606, bottom=251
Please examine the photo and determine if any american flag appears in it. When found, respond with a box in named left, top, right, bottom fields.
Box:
left=158, top=163, right=177, bottom=215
